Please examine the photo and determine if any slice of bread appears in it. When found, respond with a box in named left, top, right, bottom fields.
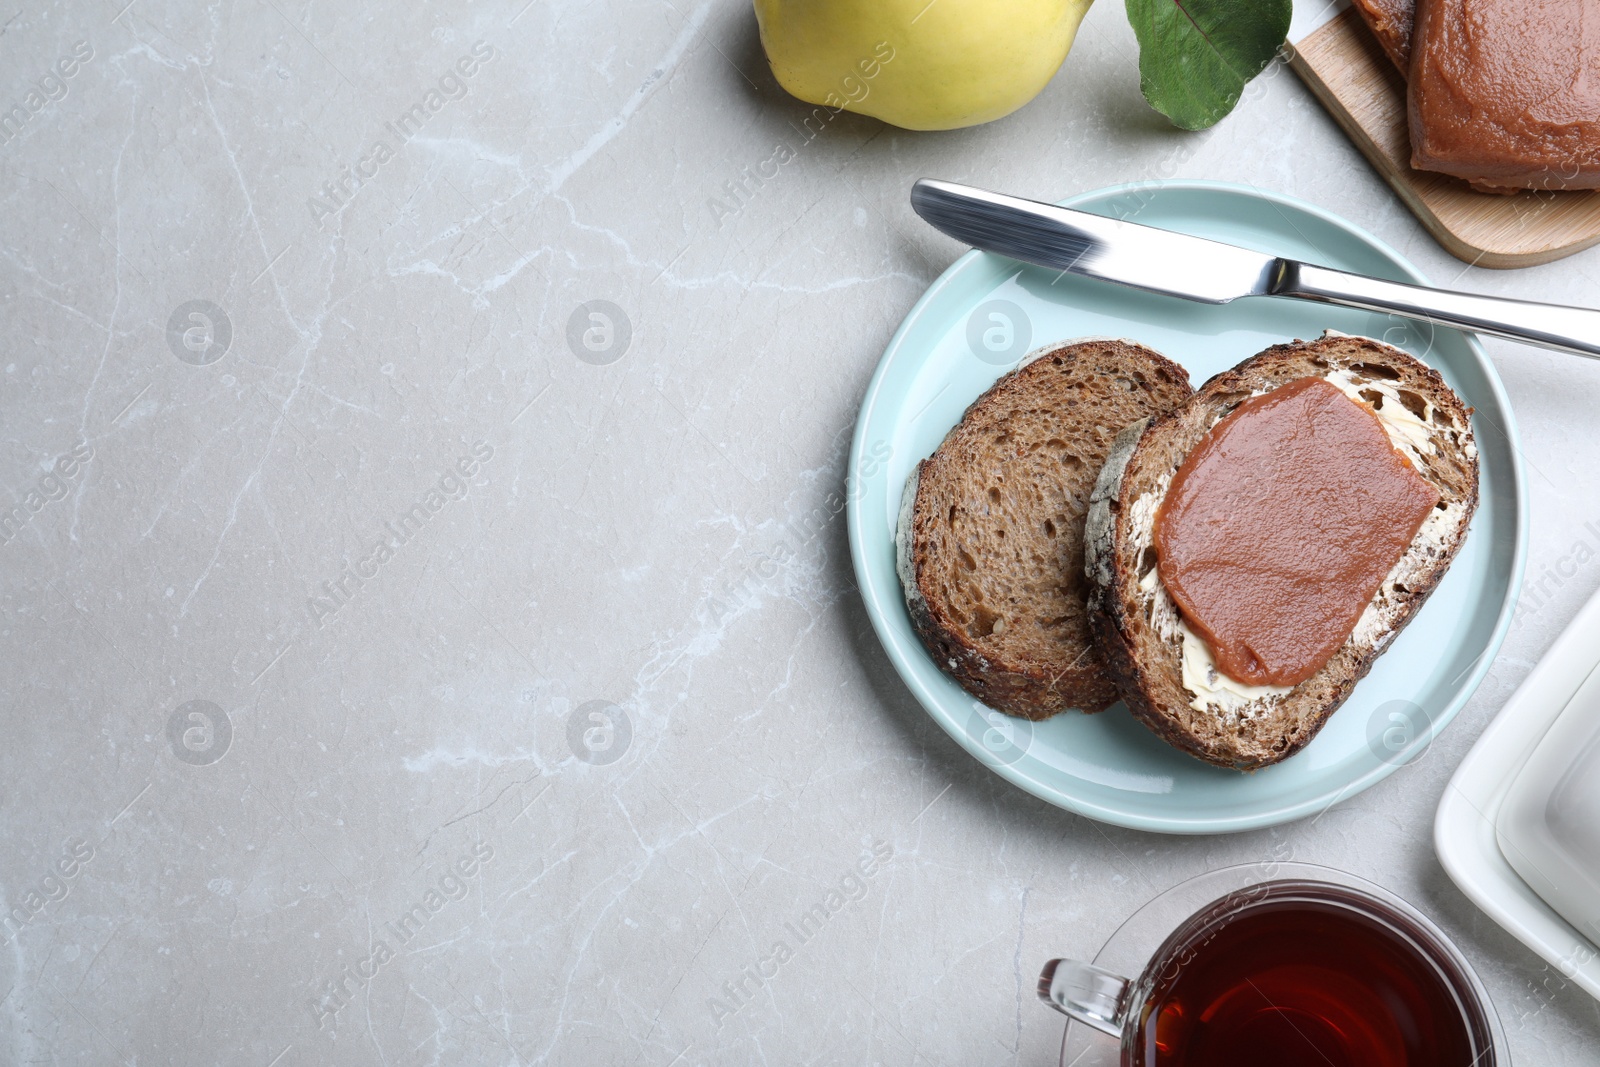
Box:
left=896, top=339, right=1193, bottom=720
left=1085, top=334, right=1478, bottom=769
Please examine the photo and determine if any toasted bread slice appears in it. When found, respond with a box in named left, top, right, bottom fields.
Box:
left=896, top=339, right=1193, bottom=720
left=1085, top=334, right=1478, bottom=769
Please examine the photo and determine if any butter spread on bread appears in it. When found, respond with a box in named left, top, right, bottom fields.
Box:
left=1086, top=334, right=1478, bottom=769
left=1153, top=377, right=1441, bottom=688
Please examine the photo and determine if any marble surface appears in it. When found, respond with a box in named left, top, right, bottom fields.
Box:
left=4, top=0, right=1600, bottom=1063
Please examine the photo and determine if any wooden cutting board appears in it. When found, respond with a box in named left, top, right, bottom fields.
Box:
left=1287, top=7, right=1600, bottom=269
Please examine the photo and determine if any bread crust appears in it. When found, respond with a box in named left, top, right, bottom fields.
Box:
left=898, top=339, right=1192, bottom=720
left=1085, top=335, right=1479, bottom=769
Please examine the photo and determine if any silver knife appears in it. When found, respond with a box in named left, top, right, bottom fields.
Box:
left=910, top=178, right=1600, bottom=358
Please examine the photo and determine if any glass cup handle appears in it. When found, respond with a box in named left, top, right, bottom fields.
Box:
left=1037, top=958, right=1131, bottom=1037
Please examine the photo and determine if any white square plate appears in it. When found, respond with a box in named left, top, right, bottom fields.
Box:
left=1436, top=585, right=1600, bottom=996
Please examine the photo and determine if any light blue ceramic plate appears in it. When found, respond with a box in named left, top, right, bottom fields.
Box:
left=847, top=181, right=1527, bottom=834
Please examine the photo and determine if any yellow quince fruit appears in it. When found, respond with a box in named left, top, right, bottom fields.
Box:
left=753, top=0, right=1095, bottom=131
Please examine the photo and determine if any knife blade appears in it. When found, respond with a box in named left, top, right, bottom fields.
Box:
left=910, top=178, right=1280, bottom=305
left=909, top=178, right=1600, bottom=358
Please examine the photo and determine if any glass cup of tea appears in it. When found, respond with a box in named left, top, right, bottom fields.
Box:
left=1038, top=862, right=1506, bottom=1067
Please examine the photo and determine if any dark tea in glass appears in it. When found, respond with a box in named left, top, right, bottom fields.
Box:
left=1134, top=893, right=1479, bottom=1067
left=1040, top=876, right=1499, bottom=1067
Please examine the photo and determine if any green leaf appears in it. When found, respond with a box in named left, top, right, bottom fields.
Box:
left=1125, top=0, right=1292, bottom=130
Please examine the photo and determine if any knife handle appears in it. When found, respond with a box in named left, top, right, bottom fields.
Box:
left=1274, top=262, right=1600, bottom=359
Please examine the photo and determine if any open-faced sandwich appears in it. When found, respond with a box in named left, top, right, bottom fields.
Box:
left=1085, top=333, right=1479, bottom=769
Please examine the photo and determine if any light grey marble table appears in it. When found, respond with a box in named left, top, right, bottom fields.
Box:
left=4, top=1, right=1600, bottom=1063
